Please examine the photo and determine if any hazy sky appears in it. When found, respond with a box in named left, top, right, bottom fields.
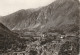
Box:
left=0, top=0, right=55, bottom=16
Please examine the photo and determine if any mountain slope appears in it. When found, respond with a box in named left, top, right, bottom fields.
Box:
left=0, top=0, right=79, bottom=33
left=37, top=0, right=79, bottom=32
left=0, top=23, right=19, bottom=52
left=0, top=9, right=40, bottom=29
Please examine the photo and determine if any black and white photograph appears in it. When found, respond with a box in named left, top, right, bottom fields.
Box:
left=0, top=0, right=79, bottom=55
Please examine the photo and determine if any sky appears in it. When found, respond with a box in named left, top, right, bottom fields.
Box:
left=0, top=0, right=55, bottom=16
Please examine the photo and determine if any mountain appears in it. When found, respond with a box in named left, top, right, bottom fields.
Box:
left=0, top=23, right=19, bottom=52
left=0, top=0, right=79, bottom=33
left=0, top=9, right=41, bottom=30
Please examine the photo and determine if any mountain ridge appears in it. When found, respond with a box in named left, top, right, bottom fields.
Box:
left=0, top=0, right=79, bottom=33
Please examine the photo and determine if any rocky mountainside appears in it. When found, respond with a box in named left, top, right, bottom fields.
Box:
left=0, top=23, right=18, bottom=36
left=0, top=23, right=15, bottom=51
left=0, top=23, right=26, bottom=53
left=0, top=0, right=79, bottom=33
